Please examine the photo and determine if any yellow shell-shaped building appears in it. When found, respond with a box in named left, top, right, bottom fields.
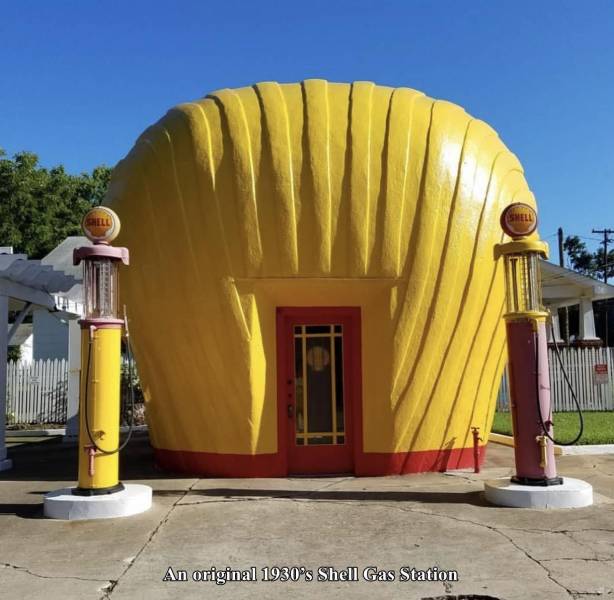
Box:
left=108, top=79, right=534, bottom=476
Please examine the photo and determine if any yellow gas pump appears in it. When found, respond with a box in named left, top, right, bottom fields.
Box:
left=73, top=206, right=129, bottom=494
left=44, top=206, right=152, bottom=519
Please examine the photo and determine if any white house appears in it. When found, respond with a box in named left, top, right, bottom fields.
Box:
left=1, top=246, right=79, bottom=470
left=541, top=261, right=614, bottom=346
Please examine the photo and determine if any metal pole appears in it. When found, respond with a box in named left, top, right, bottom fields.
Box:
left=558, top=228, right=570, bottom=344
left=0, top=294, right=12, bottom=470
left=606, top=232, right=609, bottom=348
left=593, top=228, right=614, bottom=346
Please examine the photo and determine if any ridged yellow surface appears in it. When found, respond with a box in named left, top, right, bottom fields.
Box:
left=108, top=80, right=536, bottom=456
left=78, top=328, right=121, bottom=489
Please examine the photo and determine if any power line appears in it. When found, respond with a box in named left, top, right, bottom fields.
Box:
left=577, top=235, right=604, bottom=242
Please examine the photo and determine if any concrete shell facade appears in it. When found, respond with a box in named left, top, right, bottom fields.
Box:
left=108, top=79, right=536, bottom=476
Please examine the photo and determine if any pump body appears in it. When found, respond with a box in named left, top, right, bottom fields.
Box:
left=73, top=243, right=129, bottom=495
left=496, top=235, right=562, bottom=486
left=506, top=317, right=558, bottom=482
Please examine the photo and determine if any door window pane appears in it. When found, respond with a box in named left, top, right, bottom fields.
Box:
left=335, top=336, right=344, bottom=433
left=294, top=337, right=304, bottom=433
left=308, top=435, right=333, bottom=445
left=305, top=325, right=331, bottom=334
left=306, top=336, right=333, bottom=433
left=293, top=324, right=345, bottom=446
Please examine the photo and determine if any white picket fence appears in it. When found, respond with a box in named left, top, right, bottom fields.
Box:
left=497, top=347, right=614, bottom=412
left=6, top=359, right=68, bottom=424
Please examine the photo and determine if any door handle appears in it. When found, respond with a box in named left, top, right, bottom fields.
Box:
left=287, top=403, right=294, bottom=418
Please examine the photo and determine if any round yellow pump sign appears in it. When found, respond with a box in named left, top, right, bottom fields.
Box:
left=500, top=203, right=538, bottom=238
left=82, top=206, right=121, bottom=243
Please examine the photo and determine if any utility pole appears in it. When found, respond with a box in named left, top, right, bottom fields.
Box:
left=592, top=228, right=614, bottom=285
left=558, top=227, right=570, bottom=344
left=592, top=228, right=614, bottom=347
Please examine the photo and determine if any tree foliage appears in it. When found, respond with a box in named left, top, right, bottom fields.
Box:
left=0, top=149, right=112, bottom=259
left=563, top=236, right=597, bottom=276
left=564, top=235, right=614, bottom=281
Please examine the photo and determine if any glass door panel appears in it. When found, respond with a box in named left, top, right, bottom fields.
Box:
left=293, top=325, right=345, bottom=447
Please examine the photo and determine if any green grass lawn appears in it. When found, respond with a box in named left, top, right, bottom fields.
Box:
left=492, top=411, right=614, bottom=445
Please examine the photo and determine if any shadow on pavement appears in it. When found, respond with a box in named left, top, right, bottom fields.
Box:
left=0, top=432, right=181, bottom=482
left=154, top=487, right=490, bottom=506
left=0, top=502, right=44, bottom=519
left=2, top=433, right=506, bottom=514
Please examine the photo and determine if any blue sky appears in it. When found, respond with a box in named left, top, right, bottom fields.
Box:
left=2, top=1, right=613, bottom=257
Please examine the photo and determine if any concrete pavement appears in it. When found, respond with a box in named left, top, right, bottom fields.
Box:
left=1, top=435, right=613, bottom=600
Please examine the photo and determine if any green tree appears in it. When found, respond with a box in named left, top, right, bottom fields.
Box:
left=7, top=346, right=21, bottom=361
left=564, top=235, right=614, bottom=282
left=0, top=149, right=112, bottom=259
left=563, top=235, right=596, bottom=276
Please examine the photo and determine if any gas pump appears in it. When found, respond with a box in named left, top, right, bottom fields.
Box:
left=74, top=207, right=128, bottom=494
left=44, top=207, right=152, bottom=520
left=484, top=202, right=593, bottom=508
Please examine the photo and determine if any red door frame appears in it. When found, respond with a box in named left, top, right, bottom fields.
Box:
left=276, top=306, right=362, bottom=475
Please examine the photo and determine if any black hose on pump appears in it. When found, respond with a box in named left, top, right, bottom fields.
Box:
left=83, top=317, right=136, bottom=455
left=534, top=314, right=584, bottom=446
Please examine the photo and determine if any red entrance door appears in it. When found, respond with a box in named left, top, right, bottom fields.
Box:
left=276, top=307, right=361, bottom=475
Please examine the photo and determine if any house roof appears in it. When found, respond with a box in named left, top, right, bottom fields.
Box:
left=41, top=236, right=92, bottom=279
left=7, top=323, right=32, bottom=346
left=541, top=260, right=614, bottom=306
left=41, top=236, right=92, bottom=308
left=0, top=251, right=79, bottom=309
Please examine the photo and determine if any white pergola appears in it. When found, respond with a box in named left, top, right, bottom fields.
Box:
left=1, top=249, right=78, bottom=471
left=541, top=260, right=614, bottom=344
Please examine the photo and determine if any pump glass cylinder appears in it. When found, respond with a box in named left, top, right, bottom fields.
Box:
left=503, top=252, right=542, bottom=314
left=83, top=258, right=119, bottom=319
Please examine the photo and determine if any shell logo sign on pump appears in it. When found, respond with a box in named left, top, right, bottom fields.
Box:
left=500, top=202, right=538, bottom=239
left=82, top=206, right=121, bottom=243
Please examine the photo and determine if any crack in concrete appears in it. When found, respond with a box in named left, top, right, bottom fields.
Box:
left=550, top=528, right=614, bottom=533
left=367, top=503, right=612, bottom=598
left=266, top=496, right=584, bottom=598
left=540, top=558, right=614, bottom=563
left=314, top=477, right=354, bottom=492
left=137, top=490, right=614, bottom=599
left=442, top=579, right=454, bottom=594
left=2, top=562, right=109, bottom=584
left=487, top=528, right=577, bottom=598
left=591, top=467, right=614, bottom=479
left=100, top=479, right=200, bottom=600
left=442, top=472, right=479, bottom=483
left=496, top=526, right=614, bottom=538
left=177, top=496, right=282, bottom=507
left=561, top=531, right=601, bottom=560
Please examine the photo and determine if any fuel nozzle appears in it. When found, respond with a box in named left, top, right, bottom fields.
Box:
left=536, top=435, right=548, bottom=469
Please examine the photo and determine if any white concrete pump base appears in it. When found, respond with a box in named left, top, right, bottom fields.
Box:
left=484, top=477, right=593, bottom=508
left=44, top=484, right=152, bottom=520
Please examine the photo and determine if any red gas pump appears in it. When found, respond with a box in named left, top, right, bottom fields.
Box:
left=484, top=203, right=593, bottom=508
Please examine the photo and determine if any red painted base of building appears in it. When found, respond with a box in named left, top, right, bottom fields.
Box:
left=154, top=444, right=486, bottom=478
